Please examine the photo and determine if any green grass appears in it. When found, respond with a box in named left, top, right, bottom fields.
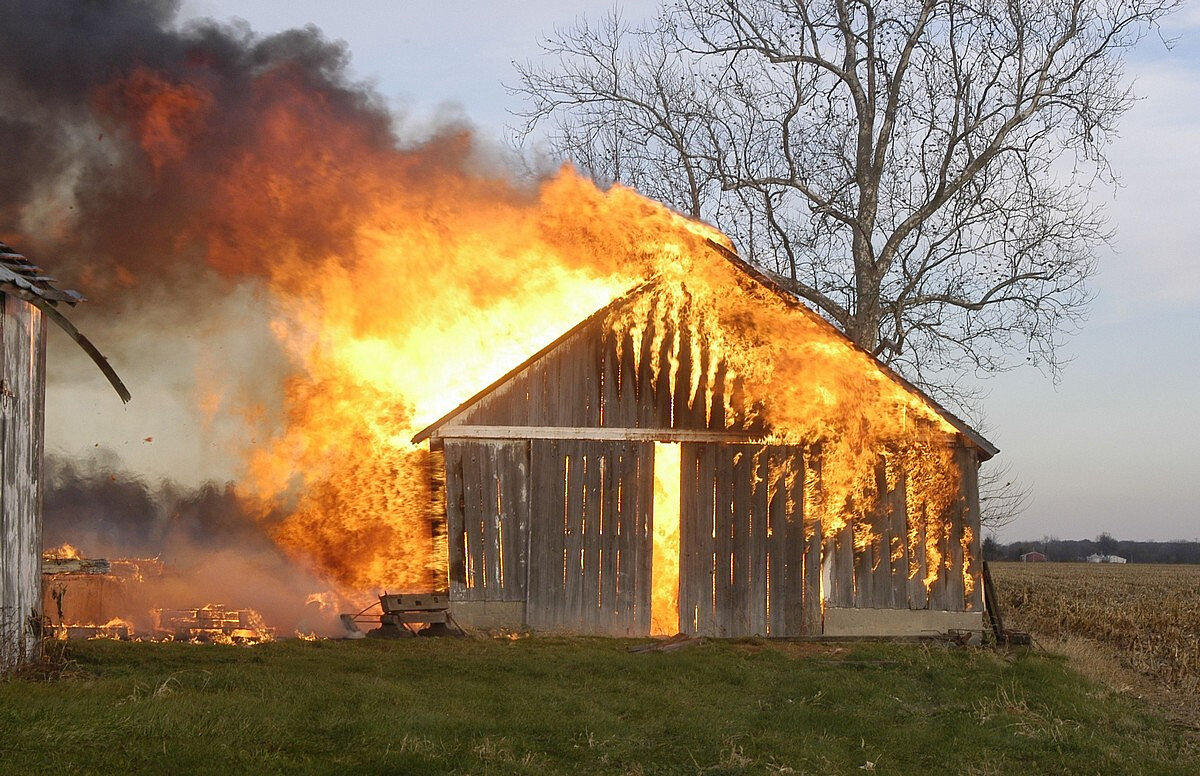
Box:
left=1, top=637, right=1195, bottom=774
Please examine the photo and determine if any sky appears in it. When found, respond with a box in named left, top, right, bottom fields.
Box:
left=44, top=1, right=1200, bottom=544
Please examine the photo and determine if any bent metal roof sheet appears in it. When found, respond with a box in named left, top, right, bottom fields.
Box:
left=0, top=241, right=130, bottom=403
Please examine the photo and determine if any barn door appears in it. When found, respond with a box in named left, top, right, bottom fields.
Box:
left=526, top=439, right=653, bottom=636
left=443, top=440, right=530, bottom=603
left=679, top=444, right=822, bottom=637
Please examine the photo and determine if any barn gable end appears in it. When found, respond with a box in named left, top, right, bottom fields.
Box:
left=416, top=245, right=992, bottom=639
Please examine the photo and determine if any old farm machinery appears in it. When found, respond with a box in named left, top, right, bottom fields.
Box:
left=340, top=593, right=462, bottom=638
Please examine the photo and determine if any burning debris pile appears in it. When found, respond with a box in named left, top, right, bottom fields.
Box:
left=40, top=460, right=346, bottom=639
left=152, top=605, right=274, bottom=645
left=42, top=543, right=276, bottom=643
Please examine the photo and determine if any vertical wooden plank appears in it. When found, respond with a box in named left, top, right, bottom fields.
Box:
left=601, top=331, right=618, bottom=429
left=708, top=359, right=728, bottom=431
left=0, top=298, right=42, bottom=670
left=582, top=326, right=600, bottom=427
left=624, top=442, right=640, bottom=634
left=946, top=448, right=968, bottom=611
left=599, top=446, right=619, bottom=633
left=495, top=442, right=525, bottom=601
left=854, top=501, right=873, bottom=610
left=724, top=446, right=744, bottom=633
left=672, top=315, right=694, bottom=429
left=654, top=318, right=675, bottom=428
left=624, top=326, right=643, bottom=426
left=890, top=469, right=910, bottom=610
left=518, top=441, right=532, bottom=600
left=444, top=442, right=468, bottom=601
left=961, top=447, right=984, bottom=611
left=832, top=515, right=855, bottom=610
left=694, top=333, right=712, bottom=430
left=802, top=446, right=823, bottom=635
left=31, top=307, right=44, bottom=663
left=526, top=439, right=560, bottom=630
left=928, top=503, right=950, bottom=611
left=460, top=444, right=481, bottom=598
left=636, top=315, right=656, bottom=428
left=705, top=446, right=724, bottom=633
left=614, top=444, right=634, bottom=634
left=910, top=501, right=929, bottom=610
left=872, top=462, right=893, bottom=610
left=552, top=440, right=570, bottom=628
left=562, top=442, right=582, bottom=629
left=765, top=448, right=786, bottom=637
left=0, top=294, right=14, bottom=669
left=748, top=448, right=768, bottom=637
left=480, top=444, right=501, bottom=601
left=782, top=447, right=807, bottom=635
left=728, top=372, right=747, bottom=431
left=525, top=440, right=546, bottom=626
left=700, top=444, right=717, bottom=636
left=581, top=443, right=603, bottom=632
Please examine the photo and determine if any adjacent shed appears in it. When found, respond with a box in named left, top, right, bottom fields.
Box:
left=414, top=243, right=997, bottom=638
left=0, top=243, right=129, bottom=672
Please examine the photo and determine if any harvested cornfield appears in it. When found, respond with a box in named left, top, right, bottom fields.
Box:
left=991, top=562, right=1200, bottom=692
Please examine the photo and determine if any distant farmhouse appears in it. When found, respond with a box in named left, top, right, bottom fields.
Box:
left=1086, top=554, right=1127, bottom=564
left=1020, top=551, right=1048, bottom=562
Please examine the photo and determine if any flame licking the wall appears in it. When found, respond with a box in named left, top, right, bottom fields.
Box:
left=3, top=6, right=977, bottom=633
left=651, top=443, right=682, bottom=635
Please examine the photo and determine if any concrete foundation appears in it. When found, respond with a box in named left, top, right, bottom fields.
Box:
left=450, top=600, right=526, bottom=632
left=823, top=607, right=983, bottom=638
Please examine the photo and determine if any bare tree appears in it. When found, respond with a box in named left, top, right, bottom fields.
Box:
left=978, top=459, right=1031, bottom=530
left=512, top=0, right=1179, bottom=399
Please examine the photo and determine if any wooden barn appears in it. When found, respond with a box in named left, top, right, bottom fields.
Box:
left=413, top=243, right=997, bottom=639
left=0, top=242, right=129, bottom=672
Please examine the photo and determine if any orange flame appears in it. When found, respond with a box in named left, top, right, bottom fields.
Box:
left=651, top=443, right=681, bottom=636
left=89, top=63, right=979, bottom=613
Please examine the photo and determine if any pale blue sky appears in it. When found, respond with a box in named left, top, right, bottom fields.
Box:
left=48, top=1, right=1198, bottom=543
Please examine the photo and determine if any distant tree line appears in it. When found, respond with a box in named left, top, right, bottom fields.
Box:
left=983, top=533, right=1200, bottom=564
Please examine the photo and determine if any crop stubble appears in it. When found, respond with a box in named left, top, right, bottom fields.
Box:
left=991, top=562, right=1200, bottom=692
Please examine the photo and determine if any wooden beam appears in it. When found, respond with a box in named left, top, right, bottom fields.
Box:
left=42, top=557, right=112, bottom=576
left=436, top=425, right=765, bottom=443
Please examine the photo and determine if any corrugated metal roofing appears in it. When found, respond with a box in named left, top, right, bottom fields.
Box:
left=0, top=242, right=85, bottom=305
left=0, top=242, right=130, bottom=403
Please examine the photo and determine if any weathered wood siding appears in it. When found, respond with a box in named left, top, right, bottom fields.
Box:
left=0, top=295, right=45, bottom=671
left=452, top=314, right=763, bottom=434
left=526, top=439, right=653, bottom=635
left=679, top=443, right=821, bottom=637
left=444, top=440, right=529, bottom=603
left=431, top=292, right=985, bottom=636
left=823, top=446, right=984, bottom=615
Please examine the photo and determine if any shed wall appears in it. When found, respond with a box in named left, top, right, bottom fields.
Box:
left=433, top=293, right=985, bottom=637
left=0, top=296, right=45, bottom=671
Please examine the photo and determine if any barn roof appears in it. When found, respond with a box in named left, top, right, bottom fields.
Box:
left=0, top=242, right=130, bottom=403
left=413, top=241, right=997, bottom=460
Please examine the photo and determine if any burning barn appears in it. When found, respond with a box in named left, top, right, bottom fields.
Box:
left=0, top=243, right=129, bottom=671
left=413, top=243, right=996, bottom=639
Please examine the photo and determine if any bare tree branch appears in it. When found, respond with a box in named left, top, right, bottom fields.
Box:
left=510, top=0, right=1180, bottom=411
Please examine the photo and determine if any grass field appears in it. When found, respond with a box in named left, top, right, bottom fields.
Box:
left=990, top=562, right=1200, bottom=693
left=2, top=636, right=1197, bottom=775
